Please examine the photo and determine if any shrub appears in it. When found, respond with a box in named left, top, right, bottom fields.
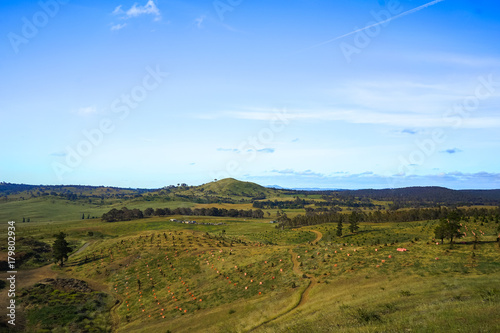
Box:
left=399, top=290, right=412, bottom=297
left=352, top=308, right=381, bottom=323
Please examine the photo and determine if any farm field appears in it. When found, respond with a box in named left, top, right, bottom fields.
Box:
left=1, top=179, right=500, bottom=332
left=1, top=214, right=500, bottom=332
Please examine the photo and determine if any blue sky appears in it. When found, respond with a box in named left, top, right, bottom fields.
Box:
left=1, top=0, right=499, bottom=189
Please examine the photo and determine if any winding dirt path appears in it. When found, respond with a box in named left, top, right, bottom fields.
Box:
left=110, top=296, right=123, bottom=332
left=249, top=229, right=322, bottom=332
left=289, top=229, right=322, bottom=308
left=310, top=229, right=323, bottom=243
left=1, top=242, right=92, bottom=291
left=289, top=248, right=317, bottom=307
left=70, top=242, right=90, bottom=257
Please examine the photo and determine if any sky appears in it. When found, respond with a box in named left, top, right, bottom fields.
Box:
left=1, top=0, right=500, bottom=189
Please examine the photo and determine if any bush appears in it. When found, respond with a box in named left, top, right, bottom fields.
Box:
left=399, top=290, right=412, bottom=297
left=351, top=308, right=381, bottom=323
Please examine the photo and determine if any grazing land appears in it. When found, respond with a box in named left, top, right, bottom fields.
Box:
left=1, top=179, right=499, bottom=332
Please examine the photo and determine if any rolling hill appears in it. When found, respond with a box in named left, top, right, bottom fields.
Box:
left=1, top=179, right=500, bottom=332
left=196, top=178, right=272, bottom=197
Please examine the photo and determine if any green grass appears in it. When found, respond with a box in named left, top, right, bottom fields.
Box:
left=1, top=202, right=499, bottom=332
left=246, top=228, right=317, bottom=245
left=20, top=282, right=111, bottom=332
left=197, top=178, right=272, bottom=197
left=257, top=273, right=500, bottom=333
left=0, top=196, right=196, bottom=223
left=62, top=229, right=302, bottom=332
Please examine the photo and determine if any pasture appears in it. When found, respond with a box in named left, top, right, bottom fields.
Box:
left=1, top=212, right=499, bottom=332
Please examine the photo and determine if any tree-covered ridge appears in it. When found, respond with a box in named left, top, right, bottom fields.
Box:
left=283, top=206, right=500, bottom=229
left=2, top=179, right=500, bottom=208
left=334, top=187, right=500, bottom=207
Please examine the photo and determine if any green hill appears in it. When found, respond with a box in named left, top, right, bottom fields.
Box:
left=195, top=178, right=272, bottom=198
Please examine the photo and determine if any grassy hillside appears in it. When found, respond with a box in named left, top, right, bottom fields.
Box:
left=197, top=178, right=271, bottom=197
left=1, top=212, right=499, bottom=332
left=0, top=196, right=196, bottom=223
left=1, top=180, right=500, bottom=332
left=164, top=178, right=275, bottom=202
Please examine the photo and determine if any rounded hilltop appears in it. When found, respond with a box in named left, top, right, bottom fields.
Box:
left=196, top=178, right=271, bottom=197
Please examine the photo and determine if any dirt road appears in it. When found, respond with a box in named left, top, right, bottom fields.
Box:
left=249, top=229, right=323, bottom=331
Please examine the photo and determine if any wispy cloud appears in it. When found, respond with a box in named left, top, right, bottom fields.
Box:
left=215, top=105, right=500, bottom=129
left=111, top=0, right=161, bottom=27
left=272, top=169, right=325, bottom=177
left=217, top=148, right=239, bottom=152
left=111, top=23, right=127, bottom=31
left=217, top=147, right=275, bottom=154
left=306, top=0, right=445, bottom=50
left=440, top=148, right=463, bottom=154
left=127, top=0, right=161, bottom=20
left=112, top=5, right=123, bottom=15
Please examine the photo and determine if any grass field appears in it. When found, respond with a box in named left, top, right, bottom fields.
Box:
left=0, top=196, right=197, bottom=223
left=1, top=209, right=499, bottom=332
left=1, top=180, right=499, bottom=332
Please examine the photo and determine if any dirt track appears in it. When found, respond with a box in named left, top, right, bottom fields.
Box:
left=71, top=242, right=90, bottom=257
left=289, top=248, right=317, bottom=307
left=249, top=229, right=323, bottom=331
left=289, top=227, right=322, bottom=308
left=310, top=229, right=323, bottom=243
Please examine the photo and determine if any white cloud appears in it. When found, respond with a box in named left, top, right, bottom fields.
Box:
left=126, top=0, right=161, bottom=20
left=112, top=5, right=123, bottom=15
left=216, top=147, right=275, bottom=154
left=272, top=169, right=324, bottom=177
left=110, top=23, right=127, bottom=31
left=209, top=87, right=500, bottom=128
left=112, top=0, right=161, bottom=21
left=193, top=74, right=500, bottom=129
left=223, top=109, right=452, bottom=128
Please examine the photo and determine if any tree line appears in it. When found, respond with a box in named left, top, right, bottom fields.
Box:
left=280, top=206, right=500, bottom=228
left=252, top=196, right=378, bottom=210
left=253, top=197, right=311, bottom=209
left=101, top=206, right=265, bottom=222
left=278, top=187, right=500, bottom=207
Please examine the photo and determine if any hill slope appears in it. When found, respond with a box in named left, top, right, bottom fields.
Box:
left=196, top=178, right=272, bottom=197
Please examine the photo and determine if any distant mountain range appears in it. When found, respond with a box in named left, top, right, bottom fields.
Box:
left=266, top=185, right=349, bottom=191
left=2, top=179, right=500, bottom=206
